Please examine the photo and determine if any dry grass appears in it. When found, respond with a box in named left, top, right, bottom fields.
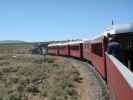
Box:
left=0, top=44, right=32, bottom=54
left=0, top=44, right=80, bottom=100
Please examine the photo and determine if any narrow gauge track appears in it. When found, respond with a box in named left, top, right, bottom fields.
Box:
left=51, top=55, right=109, bottom=100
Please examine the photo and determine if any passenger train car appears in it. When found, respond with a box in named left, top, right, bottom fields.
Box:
left=58, top=43, right=70, bottom=56
left=48, top=43, right=59, bottom=55
left=69, top=41, right=84, bottom=58
left=48, top=23, right=133, bottom=100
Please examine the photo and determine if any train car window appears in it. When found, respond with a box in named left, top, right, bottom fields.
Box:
left=52, top=47, right=54, bottom=48
left=84, top=44, right=86, bottom=48
left=85, top=44, right=87, bottom=48
left=91, top=43, right=103, bottom=57
left=88, top=44, right=89, bottom=48
left=50, top=47, right=57, bottom=49
left=127, top=40, right=131, bottom=49
left=59, top=46, right=65, bottom=49
left=84, top=44, right=89, bottom=49
left=49, top=47, right=53, bottom=49
left=123, top=39, right=133, bottom=50
left=71, top=45, right=79, bottom=50
left=131, top=40, right=133, bottom=49
left=129, top=40, right=133, bottom=49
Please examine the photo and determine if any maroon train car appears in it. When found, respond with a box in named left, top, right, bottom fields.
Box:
left=83, top=40, right=91, bottom=61
left=69, top=41, right=84, bottom=58
left=48, top=44, right=59, bottom=55
left=104, top=24, right=133, bottom=100
left=58, top=43, right=70, bottom=56
left=90, top=36, right=108, bottom=79
left=106, top=54, right=133, bottom=100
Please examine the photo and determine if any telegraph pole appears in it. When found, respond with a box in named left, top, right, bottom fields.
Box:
left=112, top=20, right=114, bottom=25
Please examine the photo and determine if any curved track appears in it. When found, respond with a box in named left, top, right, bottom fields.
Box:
left=52, top=56, right=108, bottom=100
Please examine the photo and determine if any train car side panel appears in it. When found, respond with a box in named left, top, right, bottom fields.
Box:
left=59, top=45, right=69, bottom=56
left=91, top=53, right=105, bottom=78
left=90, top=37, right=107, bottom=79
left=48, top=46, right=58, bottom=55
left=70, top=44, right=81, bottom=58
left=106, top=54, right=133, bottom=100
left=83, top=41, right=91, bottom=61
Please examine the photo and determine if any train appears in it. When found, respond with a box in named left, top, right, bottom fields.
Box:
left=47, top=23, right=133, bottom=100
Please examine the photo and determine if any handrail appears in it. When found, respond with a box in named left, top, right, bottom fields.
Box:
left=106, top=53, right=133, bottom=89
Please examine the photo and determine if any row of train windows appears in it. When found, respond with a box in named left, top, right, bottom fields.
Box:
left=72, top=43, right=103, bottom=57
left=59, top=47, right=66, bottom=49
left=49, top=47, right=57, bottom=49
left=91, top=43, right=103, bottom=57
left=70, top=46, right=79, bottom=50
left=120, top=39, right=133, bottom=50
left=128, top=40, right=133, bottom=49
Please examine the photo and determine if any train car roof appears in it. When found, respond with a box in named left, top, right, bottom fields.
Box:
left=82, top=38, right=90, bottom=41
left=48, top=40, right=84, bottom=47
left=68, top=41, right=84, bottom=45
left=48, top=43, right=67, bottom=47
left=48, top=43, right=57, bottom=47
left=91, top=23, right=133, bottom=43
left=103, top=23, right=133, bottom=36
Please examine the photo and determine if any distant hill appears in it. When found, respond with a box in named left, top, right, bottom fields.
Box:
left=0, top=40, right=27, bottom=44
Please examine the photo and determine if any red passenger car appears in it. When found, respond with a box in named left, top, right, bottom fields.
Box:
left=69, top=41, right=84, bottom=58
left=90, top=36, right=108, bottom=79
left=104, top=24, right=133, bottom=100
left=48, top=44, right=59, bottom=55
left=83, top=40, right=91, bottom=61
left=106, top=54, right=133, bottom=100
left=58, top=43, right=70, bottom=56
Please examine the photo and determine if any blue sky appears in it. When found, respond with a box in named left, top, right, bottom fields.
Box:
left=0, top=0, right=132, bottom=42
